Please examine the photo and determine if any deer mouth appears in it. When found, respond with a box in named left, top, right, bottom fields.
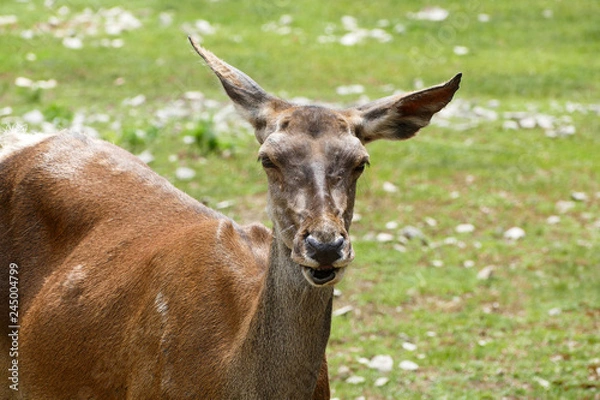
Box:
left=302, top=265, right=345, bottom=287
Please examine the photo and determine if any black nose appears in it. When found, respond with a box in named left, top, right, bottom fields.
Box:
left=305, top=235, right=344, bottom=265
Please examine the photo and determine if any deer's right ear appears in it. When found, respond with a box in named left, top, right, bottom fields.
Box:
left=189, top=37, right=290, bottom=144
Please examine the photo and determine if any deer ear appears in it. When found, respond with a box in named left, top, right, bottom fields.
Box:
left=350, top=73, right=462, bottom=144
left=189, top=37, right=290, bottom=143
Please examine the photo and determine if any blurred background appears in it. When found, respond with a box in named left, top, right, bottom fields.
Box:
left=1, top=0, right=599, bottom=398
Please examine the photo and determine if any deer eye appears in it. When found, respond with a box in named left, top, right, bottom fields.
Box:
left=259, top=155, right=277, bottom=169
left=354, top=160, right=369, bottom=174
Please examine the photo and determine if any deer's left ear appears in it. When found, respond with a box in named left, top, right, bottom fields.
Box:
left=348, top=73, right=461, bottom=144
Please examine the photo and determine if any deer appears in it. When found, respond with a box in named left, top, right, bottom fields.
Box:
left=0, top=37, right=461, bottom=399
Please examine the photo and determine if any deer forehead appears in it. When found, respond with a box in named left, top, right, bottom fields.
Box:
left=275, top=106, right=352, bottom=137
left=260, top=132, right=366, bottom=169
left=261, top=106, right=367, bottom=166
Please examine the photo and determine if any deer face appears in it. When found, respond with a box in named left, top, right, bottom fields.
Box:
left=189, top=38, right=461, bottom=287
left=258, top=106, right=370, bottom=285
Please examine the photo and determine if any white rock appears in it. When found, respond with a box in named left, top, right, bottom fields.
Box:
left=542, top=9, right=554, bottom=18
left=333, top=305, right=354, bottom=317
left=534, top=376, right=551, bottom=389
left=453, top=46, right=469, bottom=56
left=374, top=377, right=389, bottom=387
left=382, top=181, right=398, bottom=193
left=557, top=125, right=576, bottom=136
left=36, top=79, right=57, bottom=89
left=0, top=15, right=18, bottom=26
left=431, top=260, right=444, bottom=268
left=502, top=120, right=519, bottom=130
left=571, top=192, right=587, bottom=202
left=175, top=167, right=196, bottom=180
left=337, top=366, right=352, bottom=378
left=394, top=23, right=406, bottom=34
left=424, top=217, right=437, bottom=227
left=536, top=114, right=555, bottom=129
left=400, top=226, right=424, bottom=240
left=478, top=14, right=490, bottom=22
left=407, top=7, right=449, bottom=21
left=376, top=232, right=394, bottom=243
left=159, top=12, right=174, bottom=27
left=15, top=77, right=34, bottom=88
left=402, top=342, right=417, bottom=351
left=123, top=94, right=146, bottom=107
left=555, top=200, right=575, bottom=213
left=548, top=307, right=562, bottom=316
left=63, top=37, right=83, bottom=49
left=504, top=227, right=525, bottom=240
left=215, top=200, right=234, bottom=209
left=341, top=15, right=358, bottom=30
left=376, top=19, right=390, bottom=28
left=370, top=28, right=392, bottom=43
left=393, top=244, right=406, bottom=253
left=443, top=237, right=458, bottom=245
left=398, top=360, right=419, bottom=371
left=194, top=19, right=216, bottom=35
left=455, top=223, right=475, bottom=233
left=368, top=355, right=394, bottom=373
left=463, top=260, right=475, bottom=269
left=339, top=32, right=362, bottom=46
left=110, top=38, right=124, bottom=48
left=21, top=30, right=34, bottom=39
left=279, top=14, right=293, bottom=25
left=477, top=265, right=495, bottom=280
left=345, top=375, right=365, bottom=384
left=336, top=84, right=364, bottom=96
left=519, top=116, right=537, bottom=129
left=22, top=109, right=45, bottom=124
left=473, top=106, right=498, bottom=121
left=546, top=215, right=560, bottom=225
left=385, top=221, right=399, bottom=230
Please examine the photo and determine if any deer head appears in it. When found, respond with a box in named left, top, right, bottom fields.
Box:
left=189, top=38, right=461, bottom=287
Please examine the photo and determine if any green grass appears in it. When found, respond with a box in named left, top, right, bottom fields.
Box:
left=2, top=0, right=599, bottom=398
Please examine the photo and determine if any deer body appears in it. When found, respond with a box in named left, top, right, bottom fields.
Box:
left=1, top=39, right=460, bottom=399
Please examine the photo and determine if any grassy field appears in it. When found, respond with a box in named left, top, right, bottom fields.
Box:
left=1, top=0, right=599, bottom=398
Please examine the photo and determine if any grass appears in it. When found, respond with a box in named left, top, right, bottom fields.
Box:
left=1, top=0, right=599, bottom=398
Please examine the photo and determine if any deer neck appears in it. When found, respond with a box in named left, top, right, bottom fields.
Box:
left=230, top=234, right=333, bottom=397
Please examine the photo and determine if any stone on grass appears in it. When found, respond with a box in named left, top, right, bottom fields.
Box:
left=503, top=227, right=525, bottom=240
left=345, top=375, right=365, bottom=384
left=367, top=355, right=394, bottom=373
left=175, top=167, right=196, bottom=180
left=398, top=360, right=419, bottom=371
